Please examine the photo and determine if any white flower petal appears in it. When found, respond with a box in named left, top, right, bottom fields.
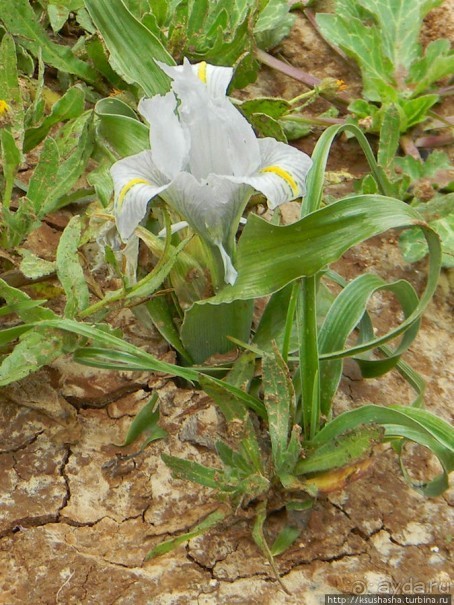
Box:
left=217, top=243, right=238, bottom=285
left=138, top=93, right=189, bottom=179
left=111, top=151, right=169, bottom=240
left=158, top=221, right=189, bottom=238
left=226, top=138, right=313, bottom=209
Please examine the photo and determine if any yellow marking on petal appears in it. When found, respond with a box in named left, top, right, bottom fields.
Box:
left=261, top=165, right=299, bottom=195
left=0, top=100, right=11, bottom=116
left=118, top=178, right=151, bottom=209
left=197, top=61, right=208, bottom=84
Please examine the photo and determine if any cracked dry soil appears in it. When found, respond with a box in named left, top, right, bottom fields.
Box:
left=1, top=4, right=454, bottom=604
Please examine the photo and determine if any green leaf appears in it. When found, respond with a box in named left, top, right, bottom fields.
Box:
left=377, top=104, right=400, bottom=170
left=26, top=136, right=59, bottom=215
left=0, top=0, right=98, bottom=84
left=144, top=297, right=192, bottom=364
left=270, top=525, right=301, bottom=557
left=316, top=12, right=395, bottom=102
left=198, top=373, right=266, bottom=420
left=84, top=0, right=174, bottom=95
left=399, top=213, right=454, bottom=268
left=19, top=249, right=56, bottom=279
left=1, top=128, right=21, bottom=208
left=296, top=426, right=382, bottom=474
left=318, top=273, right=420, bottom=413
left=0, top=329, right=66, bottom=386
left=56, top=216, right=90, bottom=317
left=47, top=4, right=70, bottom=32
left=247, top=113, right=287, bottom=142
left=145, top=509, right=227, bottom=560
left=309, top=404, right=454, bottom=497
left=0, top=279, right=56, bottom=322
left=24, top=86, right=85, bottom=152
left=0, top=34, right=24, bottom=143
left=94, top=98, right=149, bottom=157
left=120, top=393, right=167, bottom=447
left=162, top=454, right=225, bottom=490
left=239, top=97, right=291, bottom=119
left=409, top=39, right=454, bottom=96
left=206, top=196, right=438, bottom=304
left=254, top=0, right=295, bottom=50
left=181, top=299, right=254, bottom=363
left=262, top=345, right=297, bottom=473
left=400, top=94, right=439, bottom=129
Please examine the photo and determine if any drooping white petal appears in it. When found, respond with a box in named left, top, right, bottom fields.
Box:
left=111, top=151, right=170, bottom=240
left=225, top=138, right=313, bottom=209
left=138, top=93, right=189, bottom=179
left=158, top=60, right=260, bottom=179
left=217, top=243, right=238, bottom=285
left=161, top=173, right=251, bottom=283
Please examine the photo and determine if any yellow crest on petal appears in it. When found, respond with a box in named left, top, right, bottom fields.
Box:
left=260, top=165, right=299, bottom=196
left=197, top=61, right=208, bottom=84
left=118, top=178, right=152, bottom=209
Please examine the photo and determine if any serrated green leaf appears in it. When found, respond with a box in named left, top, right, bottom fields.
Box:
left=162, top=454, right=224, bottom=490
left=248, top=113, right=287, bottom=142
left=308, top=404, right=454, bottom=496
left=47, top=4, right=70, bottom=32
left=19, top=249, right=56, bottom=279
left=0, top=34, right=24, bottom=144
left=1, top=128, right=21, bottom=208
left=24, top=86, right=85, bottom=152
left=0, top=329, right=66, bottom=386
left=399, top=213, right=454, bottom=268
left=263, top=345, right=296, bottom=474
left=240, top=97, right=291, bottom=119
left=296, top=426, right=381, bottom=474
left=0, top=0, right=97, bottom=84
left=409, top=39, right=454, bottom=96
left=316, top=12, right=395, bottom=102
left=401, top=94, right=439, bottom=129
left=0, top=278, right=56, bottom=322
left=378, top=104, right=400, bottom=170
left=56, top=216, right=90, bottom=317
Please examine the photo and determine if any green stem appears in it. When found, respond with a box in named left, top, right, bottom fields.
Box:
left=297, top=276, right=320, bottom=439
left=281, top=282, right=299, bottom=363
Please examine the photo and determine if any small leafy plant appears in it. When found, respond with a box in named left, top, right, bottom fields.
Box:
left=316, top=0, right=454, bottom=134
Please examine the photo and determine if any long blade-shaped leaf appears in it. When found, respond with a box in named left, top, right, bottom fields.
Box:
left=85, top=0, right=174, bottom=95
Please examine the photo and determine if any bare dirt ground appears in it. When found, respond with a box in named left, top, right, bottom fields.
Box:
left=0, top=4, right=453, bottom=604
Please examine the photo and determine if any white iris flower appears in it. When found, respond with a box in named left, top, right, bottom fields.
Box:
left=111, top=59, right=312, bottom=285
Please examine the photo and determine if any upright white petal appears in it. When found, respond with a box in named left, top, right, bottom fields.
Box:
left=158, top=59, right=234, bottom=97
left=158, top=60, right=260, bottom=179
left=138, top=93, right=189, bottom=179
left=111, top=151, right=170, bottom=240
left=225, top=138, right=313, bottom=209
